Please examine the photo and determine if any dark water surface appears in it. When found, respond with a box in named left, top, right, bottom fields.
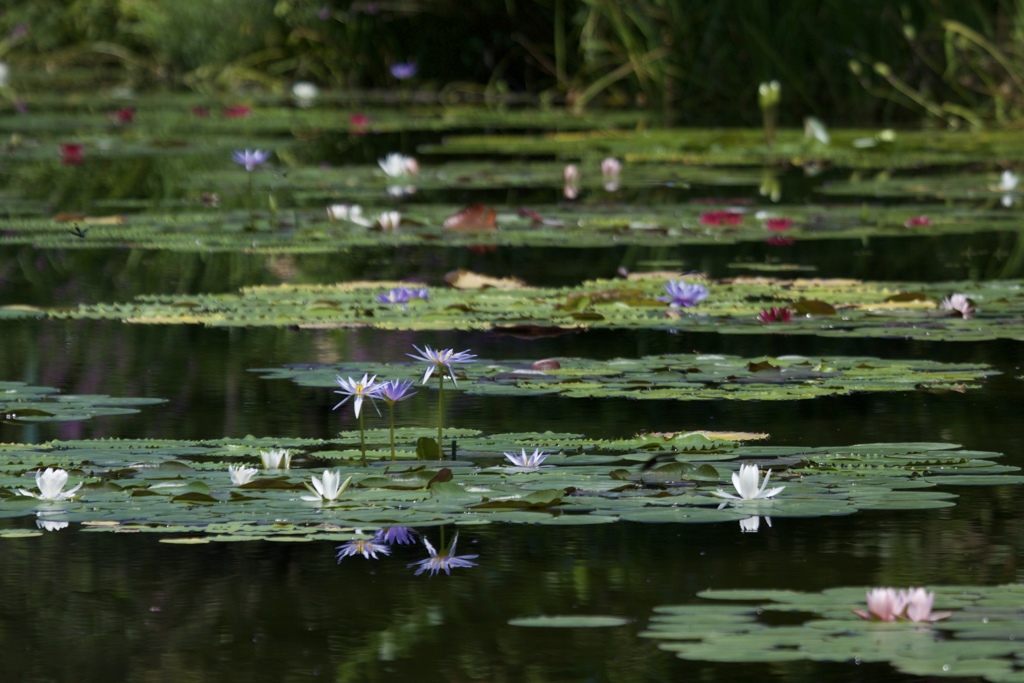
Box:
left=1, top=242, right=1022, bottom=681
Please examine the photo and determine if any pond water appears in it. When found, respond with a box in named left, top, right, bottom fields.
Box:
left=1, top=102, right=1023, bottom=682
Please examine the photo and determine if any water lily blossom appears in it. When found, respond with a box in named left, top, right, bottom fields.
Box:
left=758, top=307, right=792, bottom=323
left=336, top=534, right=391, bottom=561
left=260, top=449, right=292, bottom=470
left=36, top=519, right=69, bottom=532
left=17, top=467, right=83, bottom=501
left=327, top=204, right=373, bottom=226
left=903, top=587, right=953, bottom=622
left=904, top=215, right=931, bottom=227
left=940, top=293, right=974, bottom=319
left=333, top=374, right=382, bottom=418
left=659, top=281, right=710, bottom=308
left=854, top=587, right=952, bottom=622
left=764, top=217, right=793, bottom=232
left=378, top=153, right=419, bottom=177
left=712, top=463, right=784, bottom=501
left=229, top=464, right=258, bottom=486
left=292, top=81, right=319, bottom=107
left=408, top=345, right=477, bottom=386
left=390, top=62, right=418, bottom=80
left=563, top=163, right=580, bottom=199
left=232, top=149, right=270, bottom=172
left=377, top=211, right=401, bottom=231
left=301, top=469, right=352, bottom=503
left=999, top=170, right=1018, bottom=192
left=408, top=534, right=479, bottom=576
left=377, top=287, right=411, bottom=305
left=504, top=448, right=549, bottom=468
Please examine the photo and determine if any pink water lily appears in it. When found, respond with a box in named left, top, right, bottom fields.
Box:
left=853, top=587, right=952, bottom=622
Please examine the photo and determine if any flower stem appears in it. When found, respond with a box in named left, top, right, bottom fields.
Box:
left=359, top=410, right=367, bottom=466
left=246, top=170, right=255, bottom=230
left=437, top=373, right=444, bottom=459
left=388, top=402, right=396, bottom=461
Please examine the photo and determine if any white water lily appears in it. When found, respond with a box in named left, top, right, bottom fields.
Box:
left=301, top=469, right=352, bottom=502
left=229, top=464, right=258, bottom=486
left=712, top=463, right=784, bottom=501
left=17, top=467, right=83, bottom=501
left=0, top=62, right=9, bottom=89
left=803, top=116, right=830, bottom=145
left=377, top=211, right=401, bottom=231
left=260, top=449, right=292, bottom=470
left=292, top=81, right=319, bottom=107
left=1000, top=170, right=1018, bottom=192
left=378, top=153, right=418, bottom=178
left=327, top=204, right=373, bottom=226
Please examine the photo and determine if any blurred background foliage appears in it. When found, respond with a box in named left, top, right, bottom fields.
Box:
left=4, top=0, right=1024, bottom=125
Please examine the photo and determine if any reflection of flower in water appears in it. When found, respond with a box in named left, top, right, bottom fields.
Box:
left=408, top=534, right=478, bottom=576
left=375, top=526, right=418, bottom=545
left=940, top=293, right=974, bottom=319
left=739, top=516, right=771, bottom=533
left=390, top=62, right=418, bottom=80
left=563, top=164, right=580, bottom=199
left=18, top=468, right=83, bottom=501
left=336, top=533, right=391, bottom=561
left=712, top=463, right=784, bottom=501
left=36, top=519, right=69, bottom=532
left=1000, top=170, right=1018, bottom=206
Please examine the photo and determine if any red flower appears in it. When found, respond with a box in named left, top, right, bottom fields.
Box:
left=699, top=210, right=744, bottom=226
left=904, top=215, right=931, bottom=227
left=765, top=236, right=794, bottom=246
left=349, top=113, right=370, bottom=134
left=108, top=107, right=135, bottom=124
left=60, top=143, right=84, bottom=165
left=223, top=105, right=252, bottom=119
left=764, top=217, right=793, bottom=232
left=757, top=307, right=792, bottom=323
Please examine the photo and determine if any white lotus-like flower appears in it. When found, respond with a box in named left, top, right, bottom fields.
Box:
left=377, top=211, right=401, bottom=231
left=292, top=81, right=319, bottom=107
left=327, top=204, right=373, bottom=226
left=301, top=469, right=352, bottom=503
left=229, top=464, right=258, bottom=486
left=504, top=448, right=549, bottom=468
left=712, top=463, right=784, bottom=501
left=17, top=468, right=83, bottom=501
left=36, top=519, right=69, bottom=531
left=260, top=449, right=292, bottom=470
left=940, top=293, right=974, bottom=319
left=378, top=153, right=418, bottom=178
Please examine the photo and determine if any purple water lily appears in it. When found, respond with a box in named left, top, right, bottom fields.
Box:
left=390, top=62, right=418, bottom=80
left=658, top=281, right=709, bottom=308
left=232, top=149, right=270, bottom=172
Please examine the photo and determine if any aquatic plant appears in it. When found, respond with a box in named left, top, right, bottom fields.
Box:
left=699, top=210, right=743, bottom=226
left=327, top=204, right=372, bottom=226
left=658, top=281, right=709, bottom=308
left=36, top=519, right=69, bottom=532
left=377, top=211, right=401, bottom=231
left=333, top=374, right=382, bottom=464
left=758, top=80, right=781, bottom=146
left=377, top=378, right=417, bottom=461
left=260, top=449, right=291, bottom=470
left=504, top=447, right=549, bottom=468
left=390, top=62, right=418, bottom=80
left=712, top=463, right=784, bottom=501
left=853, top=587, right=952, bottom=622
left=17, top=468, right=82, bottom=501
left=378, top=153, right=418, bottom=178
left=336, top=535, right=391, bottom=561
left=233, top=149, right=269, bottom=230
left=757, top=307, right=792, bottom=323
left=409, top=533, right=478, bottom=576
left=228, top=464, right=258, bottom=486
left=904, top=215, right=932, bottom=227
left=563, top=163, right=580, bottom=199
left=60, top=143, right=83, bottom=165
left=408, top=345, right=476, bottom=455
left=940, top=293, right=975, bottom=319
left=763, top=217, right=793, bottom=232
left=301, top=469, right=351, bottom=504
left=291, top=81, right=318, bottom=107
